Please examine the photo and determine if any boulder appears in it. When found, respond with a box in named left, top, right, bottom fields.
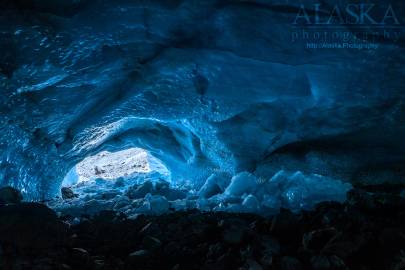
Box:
left=127, top=249, right=150, bottom=266
left=143, top=236, right=162, bottom=250
left=280, top=256, right=303, bottom=270
left=303, top=227, right=339, bottom=251
left=0, top=186, right=22, bottom=204
left=310, top=255, right=330, bottom=270
left=223, top=224, right=246, bottom=245
left=61, top=187, right=77, bottom=200
left=70, top=248, right=90, bottom=266
left=0, top=203, right=68, bottom=250
left=270, top=208, right=302, bottom=242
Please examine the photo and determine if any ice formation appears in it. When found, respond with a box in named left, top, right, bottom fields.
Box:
left=48, top=169, right=351, bottom=218
left=0, top=0, right=404, bottom=215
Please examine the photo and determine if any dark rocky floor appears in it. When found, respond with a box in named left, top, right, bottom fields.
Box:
left=0, top=189, right=404, bottom=270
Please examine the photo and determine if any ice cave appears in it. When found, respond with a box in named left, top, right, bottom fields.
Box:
left=0, top=0, right=404, bottom=269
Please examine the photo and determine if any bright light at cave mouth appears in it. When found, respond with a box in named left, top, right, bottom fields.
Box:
left=62, top=148, right=169, bottom=187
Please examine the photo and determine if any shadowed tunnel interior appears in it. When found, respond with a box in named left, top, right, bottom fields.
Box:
left=0, top=1, right=405, bottom=269
left=1, top=0, right=404, bottom=202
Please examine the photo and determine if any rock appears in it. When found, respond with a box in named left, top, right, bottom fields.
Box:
left=314, top=201, right=344, bottom=226
left=328, top=255, right=347, bottom=269
left=0, top=203, right=67, bottom=250
left=127, top=249, right=150, bottom=265
left=0, top=201, right=404, bottom=269
left=244, top=258, right=263, bottom=270
left=0, top=186, right=22, bottom=204
left=379, top=227, right=405, bottom=252
left=303, top=227, right=339, bottom=251
left=271, top=208, right=301, bottom=242
left=311, top=255, right=331, bottom=270
left=206, top=249, right=238, bottom=270
left=260, top=235, right=280, bottom=255
left=71, top=248, right=90, bottom=266
left=93, top=210, right=124, bottom=223
left=61, top=187, right=77, bottom=200
left=223, top=224, right=245, bottom=245
left=94, top=166, right=104, bottom=175
left=139, top=222, right=161, bottom=236
left=68, top=217, right=80, bottom=226
left=60, top=264, right=72, bottom=270
left=257, top=236, right=278, bottom=267
left=346, top=189, right=377, bottom=211
left=322, top=234, right=360, bottom=260
left=164, top=241, right=182, bottom=258
left=92, top=259, right=105, bottom=270
left=280, top=256, right=303, bottom=270
left=143, top=236, right=162, bottom=250
left=391, top=250, right=405, bottom=270
left=206, top=243, right=225, bottom=259
left=129, top=250, right=149, bottom=257
left=310, top=254, right=347, bottom=270
left=32, top=257, right=57, bottom=270
left=260, top=251, right=273, bottom=268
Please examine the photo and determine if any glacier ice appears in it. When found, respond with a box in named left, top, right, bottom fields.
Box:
left=224, top=172, right=257, bottom=197
left=213, top=170, right=352, bottom=213
left=144, top=194, right=170, bottom=215
left=242, top=195, right=260, bottom=212
left=126, top=181, right=154, bottom=199
left=0, top=0, right=403, bottom=212
left=198, top=173, right=230, bottom=199
left=47, top=169, right=352, bottom=217
left=267, top=170, right=351, bottom=210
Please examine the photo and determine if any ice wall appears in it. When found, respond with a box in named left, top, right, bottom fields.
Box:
left=0, top=0, right=404, bottom=200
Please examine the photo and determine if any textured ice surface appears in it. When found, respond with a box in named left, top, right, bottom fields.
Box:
left=48, top=170, right=351, bottom=217
left=224, top=172, right=257, bottom=197
left=198, top=173, right=230, bottom=199
left=0, top=0, right=404, bottom=203
left=215, top=170, right=351, bottom=213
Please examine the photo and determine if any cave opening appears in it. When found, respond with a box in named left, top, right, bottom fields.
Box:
left=0, top=0, right=404, bottom=267
left=62, top=147, right=170, bottom=187
left=48, top=147, right=179, bottom=217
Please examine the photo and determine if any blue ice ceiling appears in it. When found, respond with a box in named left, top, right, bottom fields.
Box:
left=0, top=0, right=404, bottom=201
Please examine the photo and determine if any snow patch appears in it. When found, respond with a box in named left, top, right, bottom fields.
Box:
left=62, top=148, right=169, bottom=186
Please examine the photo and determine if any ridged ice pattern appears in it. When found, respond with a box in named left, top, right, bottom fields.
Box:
left=0, top=0, right=404, bottom=200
